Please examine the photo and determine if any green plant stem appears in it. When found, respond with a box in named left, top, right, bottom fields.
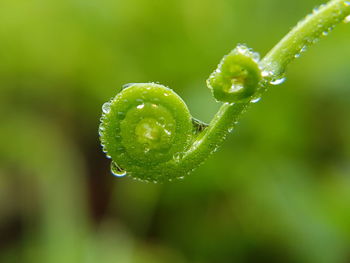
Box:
left=182, top=102, right=248, bottom=168
left=262, top=0, right=350, bottom=76
left=183, top=0, right=350, bottom=166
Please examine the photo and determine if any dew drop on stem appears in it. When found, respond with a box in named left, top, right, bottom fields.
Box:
left=122, top=83, right=136, bottom=90
left=344, top=15, right=350, bottom=23
left=270, top=77, right=286, bottom=86
left=110, top=162, right=127, bottom=177
left=250, top=97, right=261, bottom=103
left=102, top=102, right=111, bottom=114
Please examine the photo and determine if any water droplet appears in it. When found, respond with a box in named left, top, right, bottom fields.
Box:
left=102, top=102, right=111, bottom=114
left=300, top=46, right=307, bottom=53
left=173, top=152, right=182, bottom=162
left=110, top=162, right=127, bottom=177
left=252, top=52, right=260, bottom=62
left=294, top=53, right=301, bottom=58
left=322, top=31, right=329, bottom=36
left=137, top=104, right=145, bottom=109
left=122, top=83, right=136, bottom=90
left=344, top=15, right=350, bottom=23
left=312, top=37, right=320, bottom=44
left=270, top=77, right=286, bottom=86
left=229, top=83, right=244, bottom=93
left=344, top=1, right=350, bottom=6
left=98, top=126, right=105, bottom=136
left=212, top=146, right=219, bottom=153
left=261, top=70, right=273, bottom=78
left=228, top=127, right=234, bottom=133
left=164, top=129, right=171, bottom=136
left=236, top=44, right=249, bottom=55
left=250, top=97, right=261, bottom=103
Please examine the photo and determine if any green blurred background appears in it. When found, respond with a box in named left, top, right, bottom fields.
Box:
left=1, top=0, right=350, bottom=262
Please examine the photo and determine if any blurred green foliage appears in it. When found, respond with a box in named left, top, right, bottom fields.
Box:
left=1, top=0, right=350, bottom=262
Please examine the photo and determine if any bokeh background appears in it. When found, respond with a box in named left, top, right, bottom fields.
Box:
left=1, top=0, right=350, bottom=262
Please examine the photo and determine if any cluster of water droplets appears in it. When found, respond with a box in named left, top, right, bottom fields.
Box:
left=99, top=99, right=127, bottom=177
left=287, top=1, right=350, bottom=62
left=251, top=61, right=286, bottom=104
left=235, top=44, right=261, bottom=63
left=344, top=0, right=350, bottom=24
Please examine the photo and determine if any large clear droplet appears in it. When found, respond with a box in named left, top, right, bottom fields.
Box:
left=102, top=102, right=111, bottom=114
left=270, top=77, right=286, bottom=86
left=250, top=97, right=261, bottom=104
left=344, top=15, right=350, bottom=24
left=110, top=162, right=127, bottom=177
left=261, top=70, right=273, bottom=78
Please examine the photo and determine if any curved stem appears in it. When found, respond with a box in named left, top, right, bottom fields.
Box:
left=262, top=0, right=350, bottom=76
left=182, top=102, right=248, bottom=168
left=182, top=0, right=350, bottom=168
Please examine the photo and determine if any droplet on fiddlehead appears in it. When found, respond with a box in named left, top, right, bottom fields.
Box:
left=344, top=15, right=350, bottom=23
left=270, top=76, right=286, bottom=86
left=122, top=83, right=137, bottom=90
left=99, top=83, right=194, bottom=182
left=110, top=161, right=127, bottom=177
left=102, top=102, right=111, bottom=114
left=207, top=44, right=262, bottom=103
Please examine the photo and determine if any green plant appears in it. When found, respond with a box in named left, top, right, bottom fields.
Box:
left=99, top=0, right=350, bottom=182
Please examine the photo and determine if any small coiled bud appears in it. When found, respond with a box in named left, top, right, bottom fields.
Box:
left=207, top=44, right=262, bottom=103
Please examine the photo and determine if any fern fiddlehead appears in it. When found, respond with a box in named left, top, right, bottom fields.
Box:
left=100, top=83, right=193, bottom=182
left=99, top=0, right=350, bottom=182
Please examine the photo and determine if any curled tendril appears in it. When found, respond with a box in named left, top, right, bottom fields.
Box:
left=99, top=83, right=194, bottom=182
left=99, top=45, right=264, bottom=182
left=100, top=0, right=350, bottom=182
left=207, top=45, right=262, bottom=103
